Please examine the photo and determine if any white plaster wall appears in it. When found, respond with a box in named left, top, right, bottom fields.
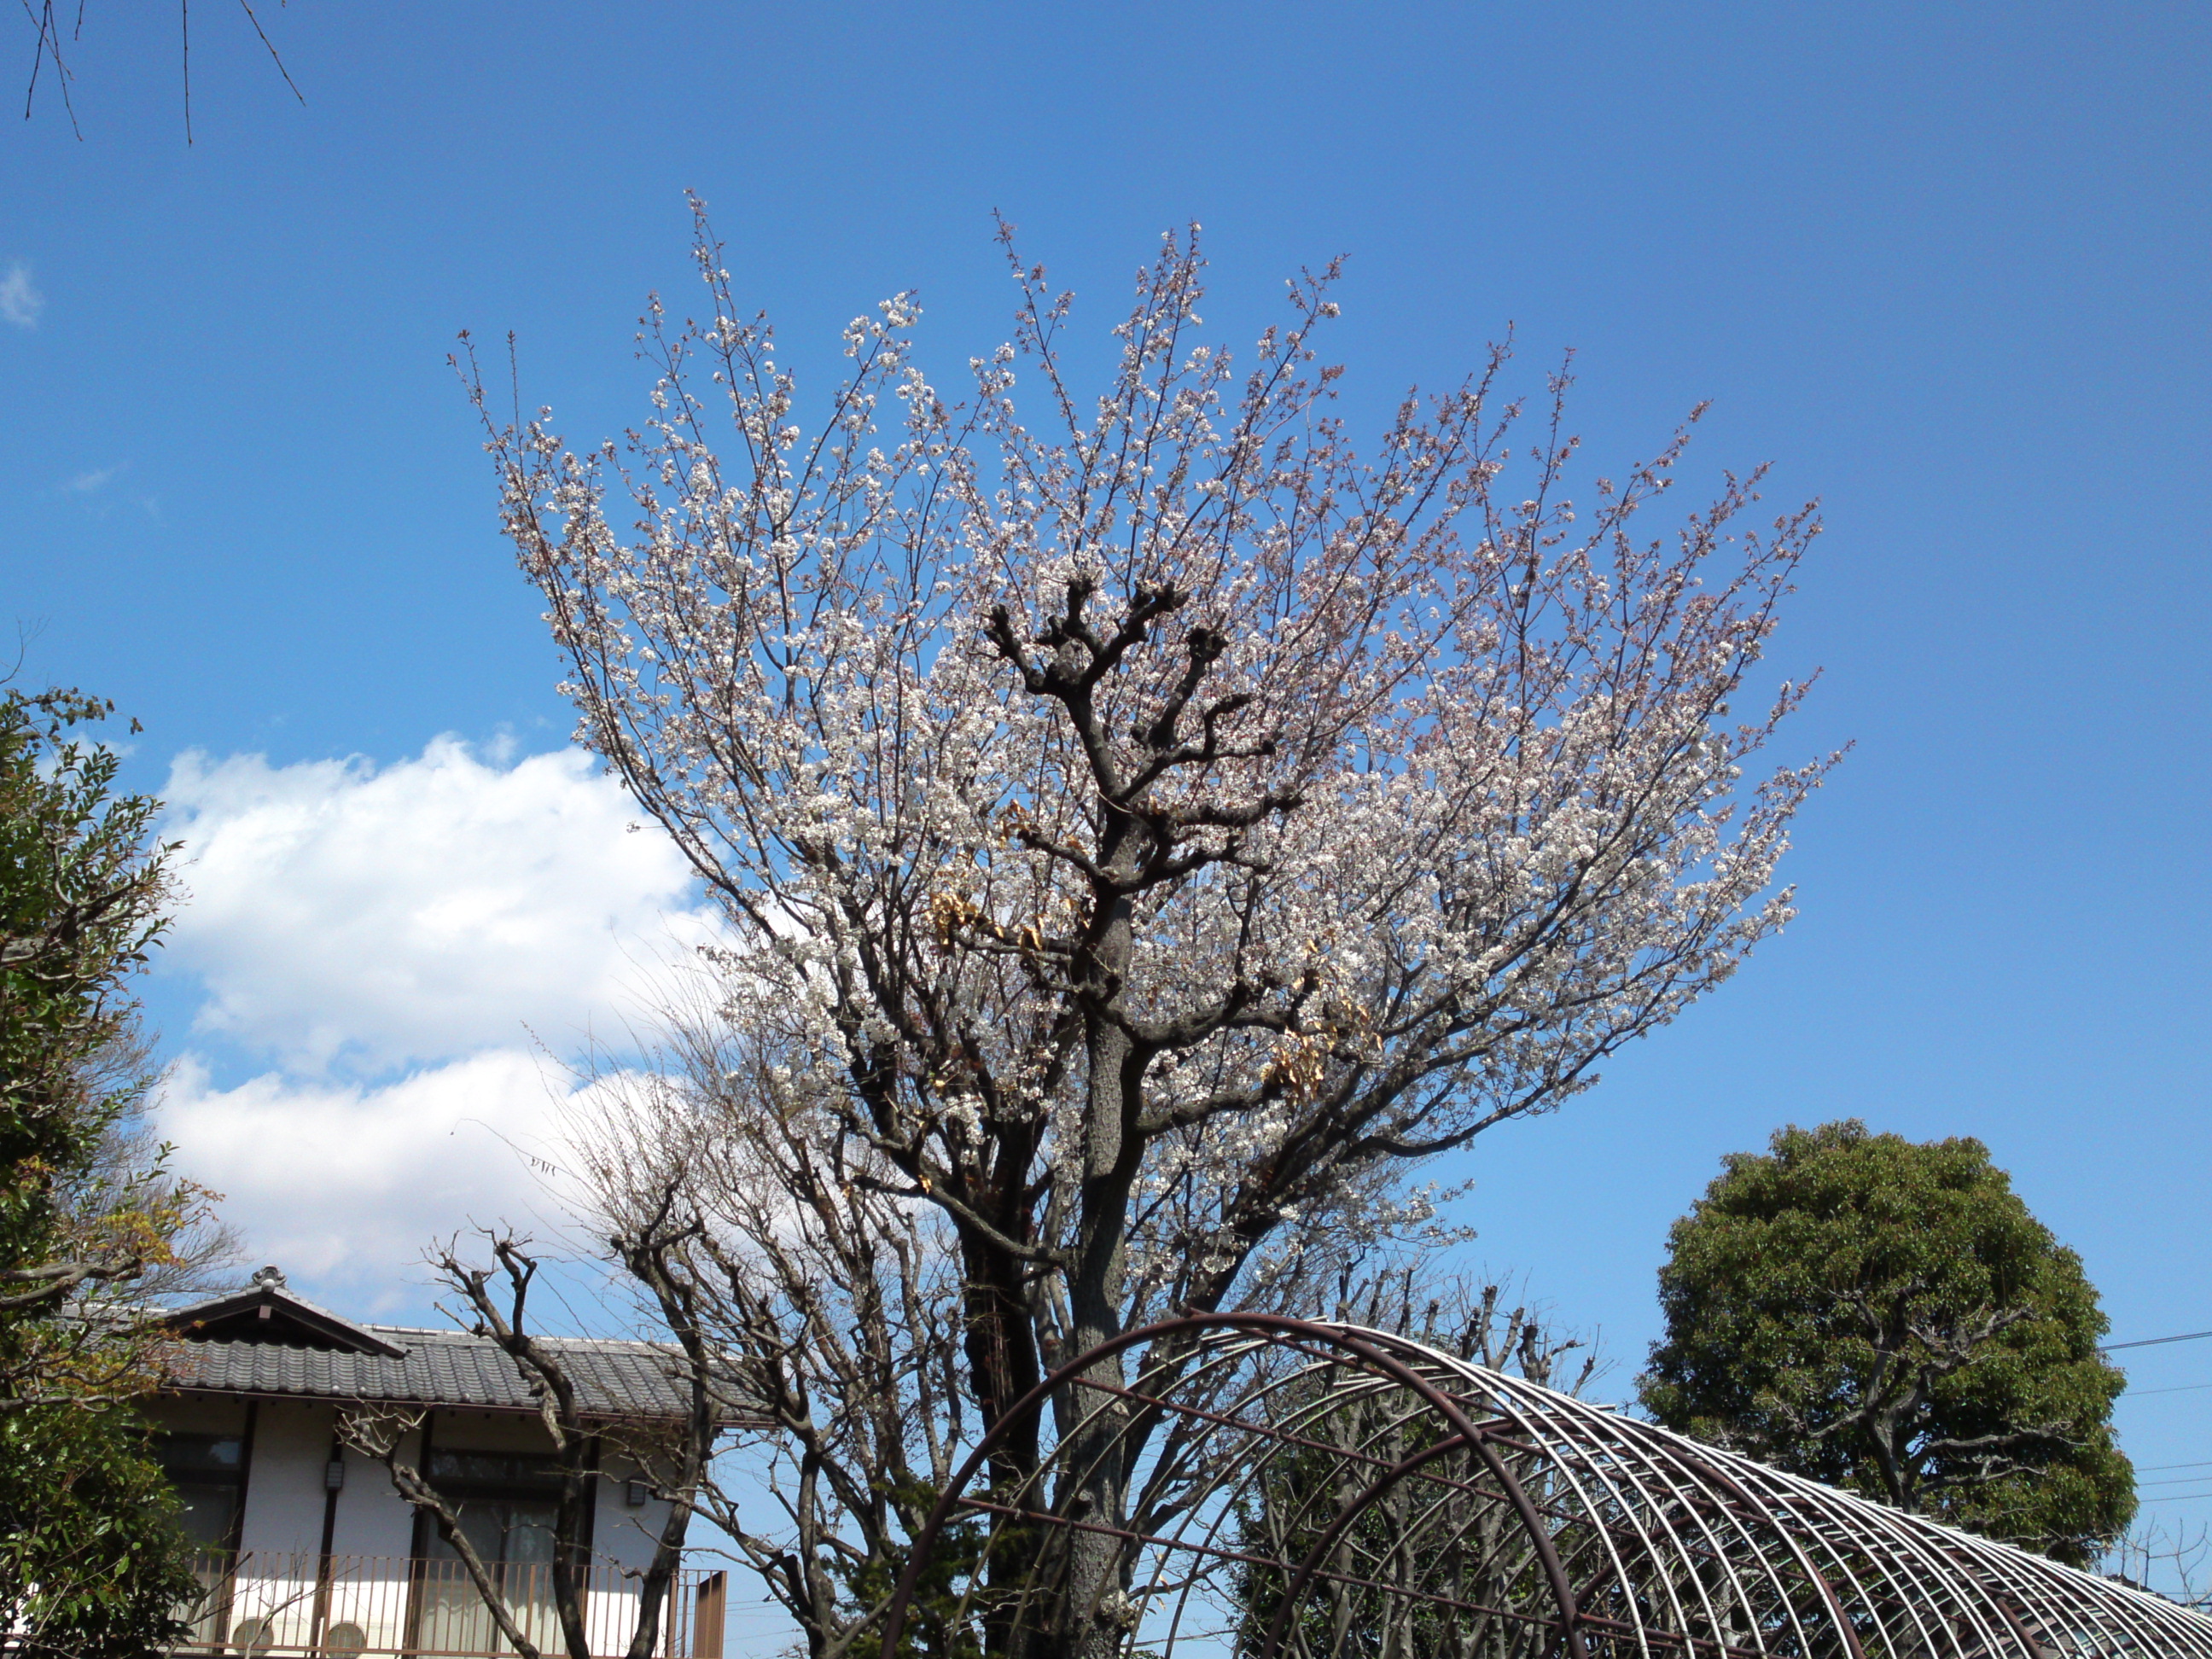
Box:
left=154, top=1401, right=697, bottom=1574
left=334, top=1408, right=586, bottom=1557
left=326, top=1420, right=419, bottom=1560
left=590, top=1446, right=677, bottom=1575
left=148, top=1396, right=716, bottom=1650
left=584, top=1446, right=698, bottom=1656
left=236, top=1400, right=335, bottom=1561
left=408, top=1417, right=694, bottom=1654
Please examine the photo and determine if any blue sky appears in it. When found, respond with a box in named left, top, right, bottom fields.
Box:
left=4, top=0, right=2209, bottom=1575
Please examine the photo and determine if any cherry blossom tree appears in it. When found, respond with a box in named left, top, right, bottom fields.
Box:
left=469, top=197, right=1831, bottom=1657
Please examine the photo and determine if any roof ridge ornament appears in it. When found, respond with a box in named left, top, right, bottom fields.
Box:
left=161, top=1274, right=410, bottom=1359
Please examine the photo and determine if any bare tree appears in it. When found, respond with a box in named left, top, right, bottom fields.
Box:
left=570, top=1018, right=1605, bottom=1659
left=20, top=0, right=300, bottom=141
left=2110, top=1521, right=2212, bottom=1610
left=474, top=198, right=1831, bottom=1656
left=566, top=1010, right=972, bottom=1659
left=1392, top=1273, right=1604, bottom=1397
left=344, top=1233, right=719, bottom=1659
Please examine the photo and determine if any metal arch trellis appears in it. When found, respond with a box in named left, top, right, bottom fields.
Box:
left=878, top=1313, right=2212, bottom=1659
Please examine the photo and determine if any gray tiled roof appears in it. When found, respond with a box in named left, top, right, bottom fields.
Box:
left=161, top=1324, right=714, bottom=1422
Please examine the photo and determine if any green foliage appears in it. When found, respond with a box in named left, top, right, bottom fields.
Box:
left=1230, top=1405, right=1499, bottom=1659
left=1228, top=1372, right=1566, bottom=1659
left=1225, top=1295, right=1604, bottom=1657
left=0, top=685, right=203, bottom=1652
left=1639, top=1120, right=2133, bottom=1566
left=3, top=686, right=183, bottom=1293
left=829, top=1476, right=992, bottom=1659
left=0, top=1405, right=199, bottom=1655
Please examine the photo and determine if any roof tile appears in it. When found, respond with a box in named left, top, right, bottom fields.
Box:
left=161, top=1324, right=730, bottom=1422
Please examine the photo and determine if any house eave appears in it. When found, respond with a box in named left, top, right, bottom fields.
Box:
left=153, top=1380, right=711, bottom=1426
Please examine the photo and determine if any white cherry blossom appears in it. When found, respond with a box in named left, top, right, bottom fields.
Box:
left=465, top=197, right=1833, bottom=1486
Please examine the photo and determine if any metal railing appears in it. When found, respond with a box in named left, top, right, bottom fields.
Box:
left=179, top=1551, right=726, bottom=1658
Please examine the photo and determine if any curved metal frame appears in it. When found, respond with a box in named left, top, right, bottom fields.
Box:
left=880, top=1313, right=2212, bottom=1659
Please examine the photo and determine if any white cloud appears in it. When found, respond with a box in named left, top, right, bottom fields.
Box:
left=66, top=463, right=122, bottom=492
left=156, top=1049, right=591, bottom=1305
left=160, top=736, right=725, bottom=1073
left=1, top=262, right=44, bottom=329
left=147, top=736, right=736, bottom=1307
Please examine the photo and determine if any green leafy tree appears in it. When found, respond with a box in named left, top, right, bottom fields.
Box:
left=1, top=684, right=212, bottom=1654
left=1639, top=1120, right=2133, bottom=1567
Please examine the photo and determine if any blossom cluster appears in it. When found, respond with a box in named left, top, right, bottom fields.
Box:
left=466, top=200, right=1830, bottom=1376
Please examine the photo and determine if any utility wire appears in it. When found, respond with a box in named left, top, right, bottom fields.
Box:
left=2104, top=1329, right=2212, bottom=1353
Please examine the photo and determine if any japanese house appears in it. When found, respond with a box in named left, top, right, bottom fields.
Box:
left=148, top=1266, right=729, bottom=1658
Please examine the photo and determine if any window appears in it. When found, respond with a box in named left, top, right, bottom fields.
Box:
left=425, top=1448, right=565, bottom=1495
left=428, top=1499, right=558, bottom=1572
left=422, top=1447, right=565, bottom=1569
left=155, top=1432, right=246, bottom=1551
left=415, top=1447, right=573, bottom=1656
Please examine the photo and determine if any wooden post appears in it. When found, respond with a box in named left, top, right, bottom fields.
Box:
left=692, top=1573, right=725, bottom=1659
left=310, top=1423, right=343, bottom=1649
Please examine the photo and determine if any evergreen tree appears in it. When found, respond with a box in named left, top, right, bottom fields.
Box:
left=1, top=685, right=207, bottom=1654
left=1640, top=1121, right=2133, bottom=1567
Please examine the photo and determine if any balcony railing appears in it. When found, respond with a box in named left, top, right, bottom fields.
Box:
left=180, top=1550, right=727, bottom=1658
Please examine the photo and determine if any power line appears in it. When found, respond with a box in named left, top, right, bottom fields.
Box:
left=2122, top=1381, right=2212, bottom=1399
left=2104, top=1329, right=2212, bottom=1353
left=2139, top=1460, right=2212, bottom=1473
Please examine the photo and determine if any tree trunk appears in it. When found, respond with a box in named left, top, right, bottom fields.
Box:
left=1054, top=838, right=1143, bottom=1659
